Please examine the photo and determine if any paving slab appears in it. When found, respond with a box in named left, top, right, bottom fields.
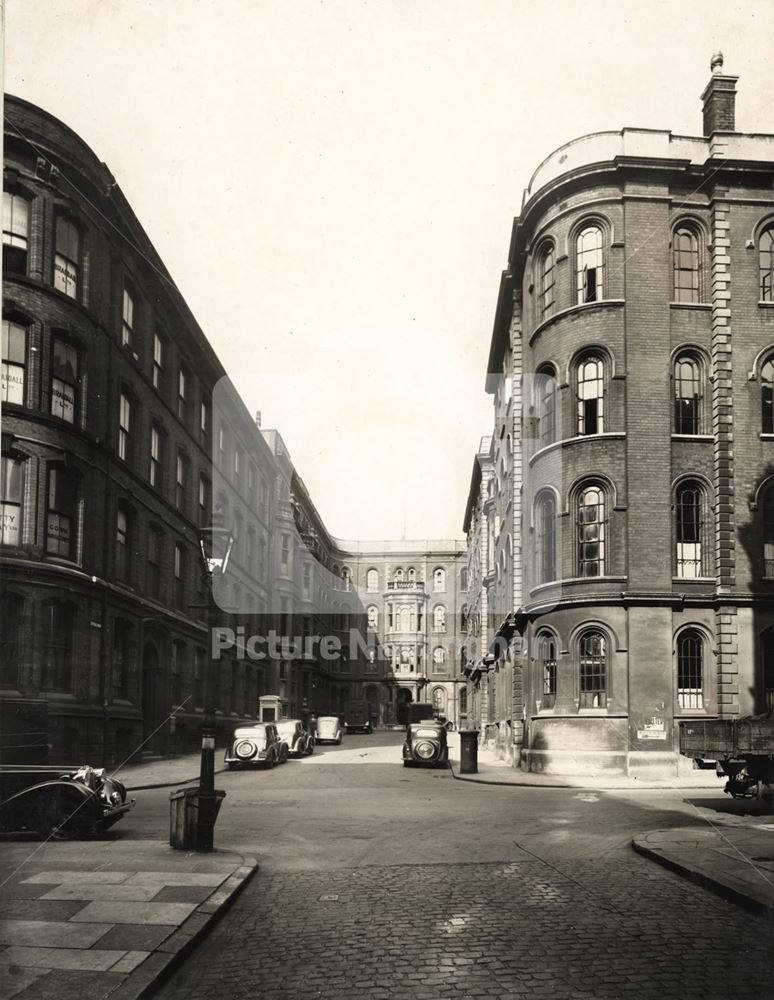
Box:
left=0, top=842, right=258, bottom=999
left=633, top=822, right=774, bottom=917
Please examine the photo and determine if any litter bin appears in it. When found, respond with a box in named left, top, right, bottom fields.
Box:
left=459, top=730, right=479, bottom=774
left=169, top=786, right=226, bottom=850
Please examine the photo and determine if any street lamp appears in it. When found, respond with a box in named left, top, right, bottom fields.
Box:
left=195, top=507, right=234, bottom=852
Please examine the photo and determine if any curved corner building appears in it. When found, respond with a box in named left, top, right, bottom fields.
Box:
left=476, top=57, right=774, bottom=777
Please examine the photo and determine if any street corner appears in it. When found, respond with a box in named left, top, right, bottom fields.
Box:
left=632, top=826, right=774, bottom=920
left=0, top=853, right=259, bottom=1000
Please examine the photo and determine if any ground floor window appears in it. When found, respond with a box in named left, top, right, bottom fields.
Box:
left=677, top=629, right=703, bottom=710
left=578, top=630, right=606, bottom=708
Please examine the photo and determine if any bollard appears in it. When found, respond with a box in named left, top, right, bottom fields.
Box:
left=459, top=729, right=479, bottom=774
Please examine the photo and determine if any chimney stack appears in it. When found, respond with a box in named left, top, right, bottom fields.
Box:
left=700, top=51, right=738, bottom=136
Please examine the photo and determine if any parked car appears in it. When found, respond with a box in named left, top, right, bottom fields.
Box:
left=316, top=716, right=344, bottom=745
left=343, top=700, right=372, bottom=734
left=276, top=719, right=314, bottom=757
left=225, top=723, right=282, bottom=769
left=402, top=721, right=449, bottom=768
left=0, top=764, right=133, bottom=839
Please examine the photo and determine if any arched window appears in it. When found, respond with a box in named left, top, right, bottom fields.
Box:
left=675, top=480, right=708, bottom=578
left=576, top=355, right=605, bottom=435
left=367, top=605, right=378, bottom=631
left=537, top=632, right=557, bottom=709
left=535, top=364, right=557, bottom=446
left=341, top=567, right=351, bottom=591
left=578, top=630, right=606, bottom=708
left=432, top=687, right=446, bottom=712
left=538, top=242, right=555, bottom=318
left=677, top=629, right=704, bottom=710
left=577, top=485, right=606, bottom=577
left=433, top=647, right=446, bottom=668
left=459, top=688, right=468, bottom=715
left=460, top=567, right=468, bottom=591
left=1, top=454, right=24, bottom=546
left=673, top=226, right=701, bottom=303
left=760, top=224, right=774, bottom=302
left=674, top=354, right=703, bottom=435
left=433, top=605, right=446, bottom=632
left=535, top=491, right=557, bottom=585
left=433, top=568, right=446, bottom=592
left=2, top=320, right=27, bottom=406
left=407, top=567, right=416, bottom=583
left=761, top=355, right=774, bottom=434
left=576, top=225, right=604, bottom=304
left=366, top=568, right=379, bottom=592
left=394, top=568, right=403, bottom=582
left=763, top=489, right=774, bottom=578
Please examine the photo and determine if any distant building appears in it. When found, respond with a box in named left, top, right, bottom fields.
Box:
left=466, top=56, right=774, bottom=777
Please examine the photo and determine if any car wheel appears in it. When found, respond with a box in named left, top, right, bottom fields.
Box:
left=35, top=798, right=81, bottom=840
left=307, top=742, right=314, bottom=755
left=336, top=736, right=342, bottom=745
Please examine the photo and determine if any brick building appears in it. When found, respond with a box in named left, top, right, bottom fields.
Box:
left=464, top=56, right=774, bottom=776
left=1, top=95, right=468, bottom=763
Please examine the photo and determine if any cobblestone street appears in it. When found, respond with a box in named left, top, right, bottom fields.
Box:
left=152, top=736, right=774, bottom=1000
left=158, top=856, right=774, bottom=1000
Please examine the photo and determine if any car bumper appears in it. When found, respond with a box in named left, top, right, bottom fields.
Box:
left=98, top=799, right=134, bottom=830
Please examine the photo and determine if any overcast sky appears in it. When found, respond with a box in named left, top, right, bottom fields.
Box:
left=5, top=0, right=773, bottom=540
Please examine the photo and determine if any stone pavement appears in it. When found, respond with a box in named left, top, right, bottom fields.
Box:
left=633, top=820, right=774, bottom=917
left=157, top=854, right=774, bottom=1000
left=446, top=733, right=722, bottom=790
left=0, top=764, right=257, bottom=1000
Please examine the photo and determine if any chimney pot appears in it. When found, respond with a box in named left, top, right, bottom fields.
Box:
left=700, top=53, right=738, bottom=136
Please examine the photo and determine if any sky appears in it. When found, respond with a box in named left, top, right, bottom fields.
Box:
left=4, top=0, right=774, bottom=540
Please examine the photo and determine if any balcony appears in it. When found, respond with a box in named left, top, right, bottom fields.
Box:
left=387, top=581, right=425, bottom=592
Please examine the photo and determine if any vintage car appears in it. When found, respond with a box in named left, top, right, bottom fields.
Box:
left=225, top=723, right=282, bottom=769
left=0, top=764, right=133, bottom=839
left=276, top=719, right=314, bottom=757
left=402, top=721, right=449, bottom=768
left=315, top=715, right=343, bottom=745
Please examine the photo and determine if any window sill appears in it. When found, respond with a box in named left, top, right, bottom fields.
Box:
left=529, top=299, right=625, bottom=346
left=672, top=577, right=716, bottom=584
left=669, top=301, right=712, bottom=311
left=671, top=434, right=713, bottom=442
left=759, top=434, right=774, bottom=441
left=758, top=301, right=774, bottom=309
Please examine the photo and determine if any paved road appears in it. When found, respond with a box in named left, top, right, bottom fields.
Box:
left=138, top=733, right=774, bottom=1000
